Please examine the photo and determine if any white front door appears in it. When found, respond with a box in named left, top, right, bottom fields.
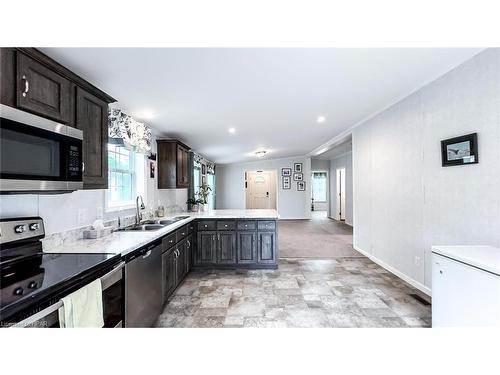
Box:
left=246, top=171, right=275, bottom=209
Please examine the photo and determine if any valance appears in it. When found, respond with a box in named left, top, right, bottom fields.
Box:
left=108, top=108, right=152, bottom=154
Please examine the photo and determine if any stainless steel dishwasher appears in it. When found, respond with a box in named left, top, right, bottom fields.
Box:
left=124, top=240, right=163, bottom=327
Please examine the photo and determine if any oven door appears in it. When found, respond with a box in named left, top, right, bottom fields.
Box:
left=11, top=262, right=125, bottom=328
left=0, top=104, right=83, bottom=193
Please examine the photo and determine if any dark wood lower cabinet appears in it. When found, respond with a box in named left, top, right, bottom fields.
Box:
left=258, top=231, right=277, bottom=264
left=162, top=249, right=176, bottom=303
left=237, top=231, right=257, bottom=264
left=175, top=241, right=187, bottom=285
left=217, top=232, right=237, bottom=264
left=196, top=231, right=217, bottom=266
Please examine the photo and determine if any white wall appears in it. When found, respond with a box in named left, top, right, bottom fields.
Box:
left=216, top=156, right=312, bottom=219
left=329, top=152, right=353, bottom=225
left=0, top=138, right=188, bottom=235
left=352, top=48, right=500, bottom=293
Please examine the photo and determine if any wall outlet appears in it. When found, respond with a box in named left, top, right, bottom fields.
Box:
left=414, top=256, right=421, bottom=267
left=77, top=209, right=88, bottom=225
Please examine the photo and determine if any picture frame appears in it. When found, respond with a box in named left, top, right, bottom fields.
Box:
left=202, top=175, right=206, bottom=185
left=294, top=163, right=303, bottom=173
left=282, top=167, right=292, bottom=177
left=293, top=172, right=303, bottom=181
left=202, top=164, right=206, bottom=175
left=297, top=181, right=305, bottom=191
left=282, top=176, right=291, bottom=189
left=441, top=133, right=478, bottom=167
left=149, top=161, right=155, bottom=178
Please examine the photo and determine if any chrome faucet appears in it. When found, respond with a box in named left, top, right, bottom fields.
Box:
left=135, top=195, right=145, bottom=225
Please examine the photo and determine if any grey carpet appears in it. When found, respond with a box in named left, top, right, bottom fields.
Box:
left=278, top=213, right=362, bottom=258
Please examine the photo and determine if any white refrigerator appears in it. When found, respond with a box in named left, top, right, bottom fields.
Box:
left=432, top=246, right=500, bottom=327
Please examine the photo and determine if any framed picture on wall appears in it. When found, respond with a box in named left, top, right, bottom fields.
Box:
left=282, top=168, right=292, bottom=177
left=202, top=164, right=206, bottom=175
left=297, top=181, right=305, bottom=191
left=149, top=161, right=155, bottom=178
left=294, top=163, right=303, bottom=172
left=282, top=176, right=291, bottom=189
left=441, top=133, right=478, bottom=167
left=293, top=172, right=303, bottom=181
left=202, top=175, right=206, bottom=185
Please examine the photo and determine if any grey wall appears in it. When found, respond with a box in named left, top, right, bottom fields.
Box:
left=329, top=152, right=353, bottom=225
left=352, top=48, right=500, bottom=293
left=216, top=156, right=312, bottom=219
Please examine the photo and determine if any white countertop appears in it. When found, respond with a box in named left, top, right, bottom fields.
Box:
left=432, top=245, right=500, bottom=276
left=43, top=209, right=279, bottom=257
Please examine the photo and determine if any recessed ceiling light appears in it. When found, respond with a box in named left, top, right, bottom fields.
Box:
left=255, top=150, right=267, bottom=158
left=228, top=127, right=236, bottom=134
left=136, top=110, right=154, bottom=120
left=317, top=116, right=326, bottom=123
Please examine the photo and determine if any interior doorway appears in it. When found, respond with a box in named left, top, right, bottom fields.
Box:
left=245, top=170, right=277, bottom=209
left=336, top=168, right=346, bottom=221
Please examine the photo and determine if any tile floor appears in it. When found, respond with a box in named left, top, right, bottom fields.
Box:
left=156, top=258, right=432, bottom=328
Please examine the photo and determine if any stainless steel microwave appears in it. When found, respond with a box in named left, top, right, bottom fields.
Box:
left=0, top=104, right=83, bottom=193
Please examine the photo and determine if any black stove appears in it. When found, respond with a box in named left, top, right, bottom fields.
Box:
left=0, top=217, right=120, bottom=325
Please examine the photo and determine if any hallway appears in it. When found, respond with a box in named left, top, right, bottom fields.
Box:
left=278, top=213, right=361, bottom=258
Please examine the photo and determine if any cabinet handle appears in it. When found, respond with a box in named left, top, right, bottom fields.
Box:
left=187, top=240, right=190, bottom=248
left=22, top=75, right=29, bottom=97
left=224, top=224, right=228, bottom=227
left=82, top=162, right=85, bottom=172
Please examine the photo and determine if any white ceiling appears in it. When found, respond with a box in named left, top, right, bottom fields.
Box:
left=41, top=48, right=482, bottom=164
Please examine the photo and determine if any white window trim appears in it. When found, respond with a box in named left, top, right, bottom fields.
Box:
left=311, top=170, right=328, bottom=203
left=105, top=148, right=146, bottom=213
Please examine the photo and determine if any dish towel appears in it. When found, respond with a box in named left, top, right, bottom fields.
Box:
left=58, top=279, right=104, bottom=328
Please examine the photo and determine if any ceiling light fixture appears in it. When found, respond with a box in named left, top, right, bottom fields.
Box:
left=228, top=127, right=236, bottom=134
left=255, top=150, right=267, bottom=158
left=317, top=116, right=326, bottom=123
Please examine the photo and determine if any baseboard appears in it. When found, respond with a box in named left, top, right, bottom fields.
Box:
left=353, top=245, right=431, bottom=296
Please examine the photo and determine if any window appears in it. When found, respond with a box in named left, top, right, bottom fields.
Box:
left=107, top=144, right=145, bottom=210
left=311, top=171, right=327, bottom=202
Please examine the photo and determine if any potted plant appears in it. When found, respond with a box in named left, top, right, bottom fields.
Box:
left=195, top=184, right=212, bottom=212
left=186, top=198, right=200, bottom=212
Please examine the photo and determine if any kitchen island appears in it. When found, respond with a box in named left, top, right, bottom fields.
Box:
left=43, top=209, right=279, bottom=326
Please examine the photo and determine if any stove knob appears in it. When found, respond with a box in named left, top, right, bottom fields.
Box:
left=14, top=225, right=26, bottom=233
left=29, top=223, right=40, bottom=231
left=13, top=287, right=24, bottom=296
left=28, top=281, right=38, bottom=289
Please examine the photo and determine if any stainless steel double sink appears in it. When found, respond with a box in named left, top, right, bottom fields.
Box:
left=117, top=216, right=190, bottom=231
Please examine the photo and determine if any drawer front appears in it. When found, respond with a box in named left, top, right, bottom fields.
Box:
left=187, top=221, right=196, bottom=234
left=198, top=220, right=216, bottom=231
left=237, top=220, right=257, bottom=231
left=176, top=225, right=188, bottom=242
left=258, top=220, right=276, bottom=231
left=162, top=232, right=177, bottom=251
left=217, top=220, right=236, bottom=231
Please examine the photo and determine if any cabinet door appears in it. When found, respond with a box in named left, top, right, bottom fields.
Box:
left=217, top=232, right=237, bottom=264
left=16, top=52, right=73, bottom=124
left=237, top=231, right=257, bottom=264
left=175, top=242, right=186, bottom=285
left=257, top=232, right=276, bottom=264
left=195, top=231, right=216, bottom=265
left=162, top=249, right=176, bottom=302
left=76, top=87, right=109, bottom=189
left=185, top=234, right=193, bottom=274
left=176, top=144, right=189, bottom=188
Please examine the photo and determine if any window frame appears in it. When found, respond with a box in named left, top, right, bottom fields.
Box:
left=311, top=170, right=328, bottom=203
left=105, top=144, right=146, bottom=212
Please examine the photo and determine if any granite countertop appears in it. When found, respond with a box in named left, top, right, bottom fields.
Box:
left=43, top=209, right=279, bottom=257
left=432, top=245, right=500, bottom=276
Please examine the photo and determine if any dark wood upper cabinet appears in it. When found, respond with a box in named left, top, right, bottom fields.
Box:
left=157, top=140, right=190, bottom=189
left=16, top=52, right=73, bottom=125
left=75, top=87, right=109, bottom=189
